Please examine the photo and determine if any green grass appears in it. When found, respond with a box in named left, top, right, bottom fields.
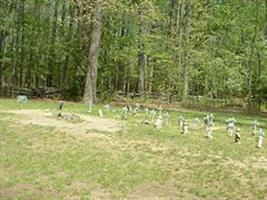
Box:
left=0, top=99, right=266, bottom=200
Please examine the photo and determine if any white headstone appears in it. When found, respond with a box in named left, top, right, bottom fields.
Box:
left=98, top=109, right=103, bottom=117
left=122, top=106, right=128, bottom=119
left=88, top=101, right=93, bottom=113
left=226, top=118, right=236, bottom=137
left=163, top=112, right=170, bottom=126
left=150, top=110, right=156, bottom=120
left=252, top=120, right=260, bottom=136
left=17, top=95, right=28, bottom=104
left=155, top=116, right=163, bottom=129
left=192, top=117, right=200, bottom=130
left=206, top=126, right=213, bottom=140
left=179, top=116, right=184, bottom=129
left=257, top=129, right=265, bottom=148
left=182, top=120, right=189, bottom=135
left=104, top=104, right=111, bottom=112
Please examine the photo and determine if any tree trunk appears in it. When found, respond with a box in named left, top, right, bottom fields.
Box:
left=0, top=0, right=9, bottom=94
left=19, top=0, right=25, bottom=87
left=181, top=1, right=191, bottom=104
left=83, top=5, right=102, bottom=104
left=245, top=0, right=259, bottom=113
left=138, top=2, right=146, bottom=96
left=265, top=0, right=267, bottom=40
left=47, top=1, right=59, bottom=87
left=61, top=1, right=73, bottom=90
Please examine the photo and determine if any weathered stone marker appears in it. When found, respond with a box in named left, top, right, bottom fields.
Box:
left=88, top=101, right=93, bottom=113
left=17, top=95, right=28, bottom=104
left=104, top=104, right=111, bottom=112
left=122, top=106, right=128, bottom=119
left=150, top=109, right=156, bottom=121
left=98, top=109, right=103, bottom=117
left=206, top=126, right=213, bottom=140
left=226, top=117, right=236, bottom=137
left=144, top=108, right=149, bottom=115
left=252, top=120, right=260, bottom=136
left=257, top=128, right=265, bottom=148
left=155, top=116, right=163, bottom=129
left=178, top=116, right=184, bottom=130
left=181, top=120, right=189, bottom=135
left=192, top=117, right=200, bottom=130
left=163, top=112, right=170, bottom=126
left=204, top=114, right=214, bottom=140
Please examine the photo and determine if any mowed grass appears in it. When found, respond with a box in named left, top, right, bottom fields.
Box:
left=0, top=99, right=266, bottom=200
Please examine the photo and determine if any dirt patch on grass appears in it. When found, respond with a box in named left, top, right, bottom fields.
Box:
left=126, top=181, right=206, bottom=200
left=0, top=183, right=58, bottom=199
left=249, top=156, right=267, bottom=170
left=3, top=109, right=122, bottom=135
left=91, top=187, right=113, bottom=200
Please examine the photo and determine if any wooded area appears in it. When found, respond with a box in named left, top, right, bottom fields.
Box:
left=0, top=0, right=267, bottom=111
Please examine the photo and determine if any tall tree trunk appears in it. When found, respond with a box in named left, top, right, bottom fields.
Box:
left=0, top=0, right=9, bottom=94
left=138, top=2, right=146, bottom=96
left=61, top=1, right=73, bottom=90
left=19, top=0, right=25, bottom=87
left=246, top=0, right=259, bottom=112
left=265, top=0, right=267, bottom=40
left=181, top=1, right=191, bottom=104
left=47, top=1, right=59, bottom=87
left=83, top=5, right=102, bottom=104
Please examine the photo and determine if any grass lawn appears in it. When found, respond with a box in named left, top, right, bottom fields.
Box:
left=0, top=99, right=266, bottom=200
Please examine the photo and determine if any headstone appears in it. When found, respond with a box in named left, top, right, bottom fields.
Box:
left=17, top=95, right=28, bottom=104
left=155, top=116, right=163, bottom=129
left=182, top=120, right=189, bottom=135
left=104, top=104, right=111, bottom=112
left=205, top=126, right=213, bottom=140
left=208, top=114, right=214, bottom=127
left=163, top=112, right=170, bottom=126
left=234, top=128, right=241, bottom=144
left=135, top=103, right=140, bottom=111
left=252, top=120, right=260, bottom=136
left=192, top=117, right=200, bottom=130
left=132, top=108, right=137, bottom=115
left=122, top=106, right=128, bottom=119
left=178, top=116, right=184, bottom=130
left=256, top=128, right=265, bottom=148
left=150, top=109, right=156, bottom=120
left=98, top=109, right=103, bottom=117
left=226, top=117, right=236, bottom=137
left=88, top=101, right=93, bottom=113
left=144, top=108, right=149, bottom=115
left=204, top=114, right=214, bottom=139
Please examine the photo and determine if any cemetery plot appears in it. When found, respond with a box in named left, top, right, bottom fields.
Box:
left=0, top=100, right=266, bottom=200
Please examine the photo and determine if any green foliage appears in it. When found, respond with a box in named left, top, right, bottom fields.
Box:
left=0, top=0, right=266, bottom=110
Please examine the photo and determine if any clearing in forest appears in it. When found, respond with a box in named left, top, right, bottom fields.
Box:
left=0, top=99, right=266, bottom=200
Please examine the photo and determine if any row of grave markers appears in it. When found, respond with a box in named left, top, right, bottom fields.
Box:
left=16, top=97, right=265, bottom=149
left=94, top=103, right=265, bottom=148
